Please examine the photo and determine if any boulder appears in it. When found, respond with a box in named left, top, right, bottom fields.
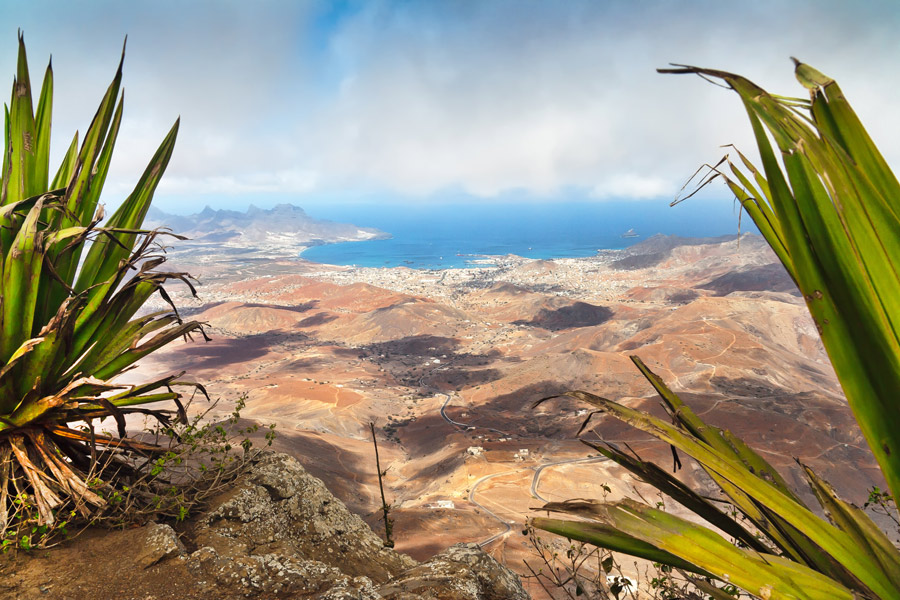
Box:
left=2, top=451, right=530, bottom=599
left=377, top=543, right=530, bottom=600
left=185, top=452, right=530, bottom=598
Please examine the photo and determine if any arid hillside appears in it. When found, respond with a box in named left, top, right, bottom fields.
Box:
left=134, top=233, right=881, bottom=597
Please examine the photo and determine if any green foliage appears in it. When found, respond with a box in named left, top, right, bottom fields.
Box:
left=0, top=32, right=206, bottom=543
left=532, top=62, right=900, bottom=599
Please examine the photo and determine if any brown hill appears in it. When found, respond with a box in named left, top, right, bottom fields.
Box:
left=196, top=301, right=315, bottom=333
left=467, top=283, right=613, bottom=330
left=325, top=299, right=476, bottom=344
left=133, top=233, right=881, bottom=599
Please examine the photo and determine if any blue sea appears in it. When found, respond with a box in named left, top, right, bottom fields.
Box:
left=300, top=199, right=749, bottom=270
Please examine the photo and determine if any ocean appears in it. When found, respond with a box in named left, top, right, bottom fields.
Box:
left=300, top=199, right=749, bottom=269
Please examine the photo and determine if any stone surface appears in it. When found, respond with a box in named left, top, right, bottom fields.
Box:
left=191, top=452, right=415, bottom=584
left=135, top=523, right=186, bottom=569
left=184, top=452, right=528, bottom=598
left=378, top=543, right=531, bottom=600
left=1, top=451, right=529, bottom=600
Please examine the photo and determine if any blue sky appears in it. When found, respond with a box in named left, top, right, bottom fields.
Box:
left=2, top=0, right=900, bottom=214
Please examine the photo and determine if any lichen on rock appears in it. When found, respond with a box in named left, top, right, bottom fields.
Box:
left=4, top=451, right=530, bottom=599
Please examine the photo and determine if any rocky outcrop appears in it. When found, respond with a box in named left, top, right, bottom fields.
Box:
left=190, top=452, right=530, bottom=598
left=4, top=452, right=529, bottom=600
left=378, top=544, right=530, bottom=600
left=185, top=451, right=415, bottom=596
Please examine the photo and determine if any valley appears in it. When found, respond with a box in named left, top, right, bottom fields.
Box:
left=133, top=231, right=881, bottom=596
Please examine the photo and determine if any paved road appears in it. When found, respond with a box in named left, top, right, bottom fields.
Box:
left=431, top=377, right=608, bottom=547
left=530, top=456, right=608, bottom=503
left=467, top=470, right=517, bottom=548
left=439, top=392, right=510, bottom=436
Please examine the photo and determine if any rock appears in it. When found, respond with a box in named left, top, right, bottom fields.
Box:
left=194, top=452, right=415, bottom=583
left=134, top=523, right=186, bottom=568
left=1, top=451, right=529, bottom=599
left=188, top=452, right=529, bottom=599
left=378, top=543, right=529, bottom=600
left=185, top=545, right=368, bottom=597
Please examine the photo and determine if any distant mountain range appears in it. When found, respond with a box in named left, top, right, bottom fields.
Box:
left=145, top=203, right=389, bottom=251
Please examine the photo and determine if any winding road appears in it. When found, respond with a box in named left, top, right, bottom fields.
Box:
left=530, top=456, right=608, bottom=503
left=467, top=471, right=516, bottom=547
left=435, top=389, right=608, bottom=547
left=439, top=392, right=510, bottom=437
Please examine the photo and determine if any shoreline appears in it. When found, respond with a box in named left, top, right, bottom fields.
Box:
left=297, top=232, right=746, bottom=272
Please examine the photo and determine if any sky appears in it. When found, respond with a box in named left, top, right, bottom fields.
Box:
left=2, top=0, right=900, bottom=215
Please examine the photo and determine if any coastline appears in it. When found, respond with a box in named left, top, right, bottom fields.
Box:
left=297, top=234, right=753, bottom=305
left=298, top=235, right=646, bottom=271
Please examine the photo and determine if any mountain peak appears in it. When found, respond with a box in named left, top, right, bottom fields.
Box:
left=143, top=202, right=390, bottom=250
left=272, top=203, right=306, bottom=215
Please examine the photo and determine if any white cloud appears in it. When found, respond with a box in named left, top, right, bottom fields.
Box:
left=591, top=175, right=673, bottom=200
left=298, top=0, right=900, bottom=199
left=157, top=170, right=318, bottom=196
left=2, top=0, right=899, bottom=205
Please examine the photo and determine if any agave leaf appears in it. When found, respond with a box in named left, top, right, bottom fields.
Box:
left=102, top=372, right=185, bottom=406
left=631, top=356, right=801, bottom=500
left=721, top=156, right=791, bottom=273
left=799, top=64, right=900, bottom=213
left=531, top=516, right=710, bottom=575
left=0, top=199, right=44, bottom=368
left=802, top=464, right=900, bottom=589
left=623, top=358, right=848, bottom=573
left=59, top=44, right=123, bottom=229
left=1, top=336, right=44, bottom=367
left=0, top=192, right=42, bottom=256
left=684, top=577, right=744, bottom=600
left=78, top=92, right=123, bottom=227
left=552, top=389, right=893, bottom=598
left=15, top=296, right=85, bottom=402
left=2, top=32, right=38, bottom=206
left=50, top=132, right=78, bottom=190
left=72, top=313, right=177, bottom=377
left=93, top=320, right=201, bottom=381
left=28, top=430, right=104, bottom=511
left=9, top=435, right=61, bottom=524
left=31, top=57, right=52, bottom=196
left=541, top=499, right=855, bottom=600
left=1, top=100, right=8, bottom=203
left=70, top=269, right=180, bottom=363
left=663, top=62, right=900, bottom=507
left=3, top=376, right=121, bottom=430
left=579, top=439, right=770, bottom=554
left=45, top=424, right=165, bottom=453
left=43, top=93, right=125, bottom=322
left=75, top=118, right=179, bottom=294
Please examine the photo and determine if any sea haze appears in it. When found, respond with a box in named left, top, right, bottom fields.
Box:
left=300, top=199, right=750, bottom=269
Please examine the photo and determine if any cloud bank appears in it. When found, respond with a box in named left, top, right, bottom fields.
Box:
left=2, top=0, right=899, bottom=208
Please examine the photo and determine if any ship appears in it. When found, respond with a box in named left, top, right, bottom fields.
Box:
left=621, top=228, right=639, bottom=238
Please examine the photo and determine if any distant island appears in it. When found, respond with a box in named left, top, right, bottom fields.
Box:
left=146, top=203, right=390, bottom=256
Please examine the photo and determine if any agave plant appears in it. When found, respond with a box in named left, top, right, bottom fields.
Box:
left=0, top=33, right=205, bottom=536
left=532, top=62, right=900, bottom=599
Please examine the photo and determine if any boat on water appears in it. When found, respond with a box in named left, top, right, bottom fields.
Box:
left=621, top=228, right=639, bottom=238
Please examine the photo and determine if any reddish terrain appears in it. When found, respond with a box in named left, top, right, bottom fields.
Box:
left=133, top=233, right=881, bottom=596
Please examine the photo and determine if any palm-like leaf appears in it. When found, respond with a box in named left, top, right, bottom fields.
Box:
left=0, top=33, right=204, bottom=533
left=532, top=61, right=900, bottom=599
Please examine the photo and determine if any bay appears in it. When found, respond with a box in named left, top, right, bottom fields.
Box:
left=300, top=199, right=749, bottom=269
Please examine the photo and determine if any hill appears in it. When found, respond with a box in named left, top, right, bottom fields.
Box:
left=146, top=203, right=389, bottom=254
left=133, top=233, right=881, bottom=597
